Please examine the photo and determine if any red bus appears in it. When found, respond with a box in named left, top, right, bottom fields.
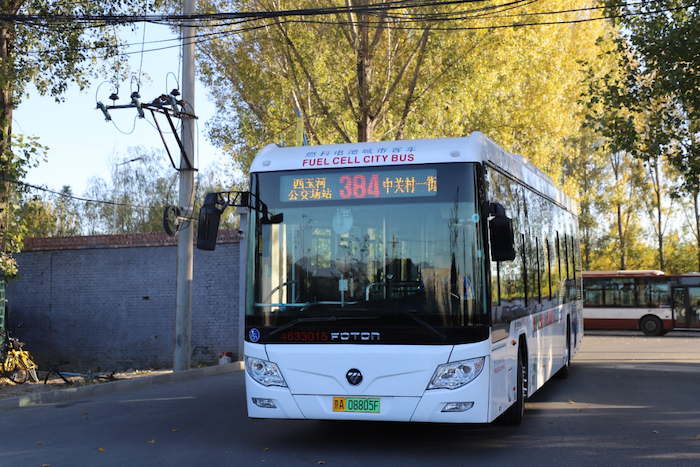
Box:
left=582, top=270, right=700, bottom=335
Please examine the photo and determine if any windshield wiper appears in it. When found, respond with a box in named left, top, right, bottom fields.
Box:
left=400, top=311, right=448, bottom=342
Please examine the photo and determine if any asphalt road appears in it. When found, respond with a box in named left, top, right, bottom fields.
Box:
left=1, top=331, right=699, bottom=467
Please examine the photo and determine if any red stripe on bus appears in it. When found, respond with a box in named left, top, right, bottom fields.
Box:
left=584, top=318, right=674, bottom=330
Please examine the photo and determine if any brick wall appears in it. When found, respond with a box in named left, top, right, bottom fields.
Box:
left=6, top=230, right=241, bottom=372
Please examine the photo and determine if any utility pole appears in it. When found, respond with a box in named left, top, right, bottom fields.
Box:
left=173, top=0, right=196, bottom=372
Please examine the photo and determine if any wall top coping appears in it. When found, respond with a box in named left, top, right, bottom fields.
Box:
left=21, top=229, right=240, bottom=252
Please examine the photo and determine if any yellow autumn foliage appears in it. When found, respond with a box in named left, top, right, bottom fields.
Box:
left=197, top=0, right=609, bottom=190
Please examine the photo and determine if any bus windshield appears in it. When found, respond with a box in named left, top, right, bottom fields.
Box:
left=247, top=163, right=489, bottom=345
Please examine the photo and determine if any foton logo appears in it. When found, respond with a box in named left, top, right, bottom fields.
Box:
left=331, top=332, right=380, bottom=341
left=346, top=369, right=363, bottom=385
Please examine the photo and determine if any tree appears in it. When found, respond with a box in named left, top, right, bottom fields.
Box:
left=0, top=0, right=155, bottom=280
left=16, top=194, right=54, bottom=237
left=598, top=0, right=700, bottom=270
left=561, top=130, right=608, bottom=271
left=608, top=150, right=646, bottom=270
left=52, top=186, right=81, bottom=236
left=196, top=0, right=608, bottom=183
left=81, top=146, right=241, bottom=235
left=17, top=185, right=81, bottom=237
left=639, top=154, right=680, bottom=272
left=0, top=132, right=44, bottom=277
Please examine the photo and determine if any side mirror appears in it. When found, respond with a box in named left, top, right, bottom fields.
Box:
left=489, top=203, right=516, bottom=262
left=197, top=194, right=222, bottom=251
left=261, top=213, right=284, bottom=225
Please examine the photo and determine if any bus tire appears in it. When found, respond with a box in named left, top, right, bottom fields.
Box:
left=640, top=315, right=663, bottom=336
left=497, top=349, right=525, bottom=426
left=555, top=319, right=572, bottom=379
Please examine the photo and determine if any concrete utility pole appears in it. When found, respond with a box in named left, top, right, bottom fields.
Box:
left=173, top=0, right=196, bottom=372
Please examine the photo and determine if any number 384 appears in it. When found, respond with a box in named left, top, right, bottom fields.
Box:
left=339, top=174, right=380, bottom=199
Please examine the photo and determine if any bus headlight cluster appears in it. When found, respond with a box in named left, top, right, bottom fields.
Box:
left=427, top=357, right=485, bottom=390
left=245, top=356, right=287, bottom=387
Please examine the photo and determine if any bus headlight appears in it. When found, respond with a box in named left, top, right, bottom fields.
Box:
left=245, top=356, right=287, bottom=387
left=427, top=357, right=485, bottom=390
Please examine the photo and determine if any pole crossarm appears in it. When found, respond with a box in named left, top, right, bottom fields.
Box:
left=97, top=95, right=198, bottom=172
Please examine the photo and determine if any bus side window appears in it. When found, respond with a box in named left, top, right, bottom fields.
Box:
left=642, top=279, right=669, bottom=307
left=535, top=237, right=542, bottom=304
left=604, top=278, right=635, bottom=307
left=545, top=238, right=553, bottom=302
left=583, top=278, right=604, bottom=306
left=553, top=232, right=561, bottom=306
left=563, top=233, right=571, bottom=304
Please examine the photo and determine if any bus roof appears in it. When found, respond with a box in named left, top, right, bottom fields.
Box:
left=582, top=270, right=666, bottom=277
left=249, top=132, right=577, bottom=214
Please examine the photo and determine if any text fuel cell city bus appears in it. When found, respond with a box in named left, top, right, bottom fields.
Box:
left=197, top=132, right=583, bottom=425
left=583, top=270, right=700, bottom=336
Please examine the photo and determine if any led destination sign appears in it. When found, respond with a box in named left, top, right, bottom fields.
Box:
left=281, top=169, right=437, bottom=202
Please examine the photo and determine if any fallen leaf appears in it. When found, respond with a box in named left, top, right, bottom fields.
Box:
left=148, top=439, right=155, bottom=444
left=37, top=442, right=43, bottom=445
left=98, top=448, right=105, bottom=452
left=652, top=430, right=659, bottom=434
left=41, top=464, right=50, bottom=467
left=82, top=412, right=88, bottom=415
left=172, top=429, right=179, bottom=432
left=263, top=447, right=270, bottom=451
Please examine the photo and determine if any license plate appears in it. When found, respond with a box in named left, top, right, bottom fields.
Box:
left=333, top=397, right=380, bottom=413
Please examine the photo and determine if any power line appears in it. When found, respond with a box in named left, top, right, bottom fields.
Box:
left=11, top=0, right=698, bottom=59
left=4, top=0, right=694, bottom=28
left=4, top=1, right=501, bottom=25
left=1, top=177, right=153, bottom=210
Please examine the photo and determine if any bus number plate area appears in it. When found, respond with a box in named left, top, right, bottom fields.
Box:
left=333, top=397, right=380, bottom=413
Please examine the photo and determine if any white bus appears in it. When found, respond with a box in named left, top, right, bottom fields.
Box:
left=583, top=270, right=700, bottom=335
left=198, top=132, right=583, bottom=425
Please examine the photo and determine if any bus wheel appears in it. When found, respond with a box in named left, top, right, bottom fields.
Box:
left=497, top=350, right=525, bottom=426
left=555, top=320, right=571, bottom=379
left=640, top=315, right=663, bottom=336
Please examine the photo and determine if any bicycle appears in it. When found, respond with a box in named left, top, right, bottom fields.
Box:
left=1, top=331, right=39, bottom=384
left=43, top=361, right=117, bottom=385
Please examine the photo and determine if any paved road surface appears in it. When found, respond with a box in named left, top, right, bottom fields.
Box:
left=1, top=331, right=699, bottom=466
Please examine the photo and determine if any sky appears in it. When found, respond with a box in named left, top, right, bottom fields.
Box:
left=16, top=23, right=225, bottom=198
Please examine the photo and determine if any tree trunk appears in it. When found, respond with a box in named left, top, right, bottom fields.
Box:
left=696, top=191, right=700, bottom=272
left=0, top=20, right=15, bottom=254
left=355, top=5, right=373, bottom=142
left=652, top=161, right=664, bottom=271
left=617, top=204, right=626, bottom=270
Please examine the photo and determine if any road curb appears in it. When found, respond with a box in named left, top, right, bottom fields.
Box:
left=0, top=361, right=244, bottom=411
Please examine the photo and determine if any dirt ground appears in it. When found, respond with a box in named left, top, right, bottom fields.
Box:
left=0, top=369, right=172, bottom=400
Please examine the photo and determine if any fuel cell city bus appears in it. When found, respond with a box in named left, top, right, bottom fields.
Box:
left=197, top=132, right=583, bottom=425
left=582, top=270, right=700, bottom=335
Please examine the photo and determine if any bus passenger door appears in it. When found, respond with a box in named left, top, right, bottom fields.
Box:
left=672, top=287, right=700, bottom=329
left=672, top=288, right=687, bottom=328
left=687, top=287, right=700, bottom=328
